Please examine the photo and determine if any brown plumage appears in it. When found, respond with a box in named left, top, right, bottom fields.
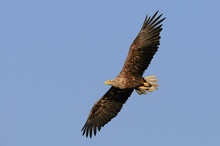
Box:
left=81, top=11, right=165, bottom=138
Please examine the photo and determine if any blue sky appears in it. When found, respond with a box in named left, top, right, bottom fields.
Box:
left=1, top=0, right=220, bottom=146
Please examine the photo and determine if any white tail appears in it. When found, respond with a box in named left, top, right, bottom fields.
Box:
left=135, top=75, right=159, bottom=95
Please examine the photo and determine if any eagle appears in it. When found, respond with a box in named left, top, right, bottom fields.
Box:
left=81, top=11, right=165, bottom=138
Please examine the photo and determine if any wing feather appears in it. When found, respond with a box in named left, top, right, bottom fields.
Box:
left=120, top=11, right=165, bottom=77
left=81, top=87, right=133, bottom=138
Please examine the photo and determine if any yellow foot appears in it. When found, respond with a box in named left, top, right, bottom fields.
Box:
left=139, top=86, right=149, bottom=90
left=135, top=75, right=159, bottom=95
left=143, top=82, right=150, bottom=87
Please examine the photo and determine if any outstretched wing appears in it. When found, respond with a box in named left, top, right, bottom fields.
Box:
left=81, top=87, right=133, bottom=138
left=120, top=11, right=165, bottom=77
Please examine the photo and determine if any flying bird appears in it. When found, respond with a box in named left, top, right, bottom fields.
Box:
left=81, top=11, right=165, bottom=138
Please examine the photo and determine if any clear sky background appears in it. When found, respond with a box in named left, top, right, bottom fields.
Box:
left=1, top=0, right=220, bottom=146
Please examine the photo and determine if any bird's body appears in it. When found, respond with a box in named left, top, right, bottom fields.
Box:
left=106, top=73, right=142, bottom=89
left=81, top=11, right=165, bottom=138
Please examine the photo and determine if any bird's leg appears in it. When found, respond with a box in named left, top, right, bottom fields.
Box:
left=139, top=86, right=149, bottom=90
left=135, top=75, right=159, bottom=95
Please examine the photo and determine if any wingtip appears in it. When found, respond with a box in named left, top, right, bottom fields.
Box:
left=81, top=122, right=100, bottom=138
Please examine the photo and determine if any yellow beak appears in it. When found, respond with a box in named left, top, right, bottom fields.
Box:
left=104, top=80, right=111, bottom=85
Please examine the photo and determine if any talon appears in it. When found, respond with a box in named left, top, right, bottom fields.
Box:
left=135, top=75, right=159, bottom=95
left=143, top=82, right=150, bottom=87
left=139, top=86, right=148, bottom=90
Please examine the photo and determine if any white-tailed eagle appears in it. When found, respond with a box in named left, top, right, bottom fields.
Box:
left=81, top=11, right=165, bottom=138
